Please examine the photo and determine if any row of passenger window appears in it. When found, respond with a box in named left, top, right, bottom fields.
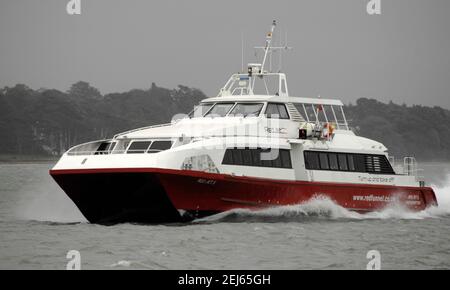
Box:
left=95, top=140, right=173, bottom=154
left=304, top=151, right=395, bottom=174
left=126, top=140, right=173, bottom=154
left=222, top=148, right=292, bottom=169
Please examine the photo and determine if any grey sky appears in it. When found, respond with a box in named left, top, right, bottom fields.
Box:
left=1, top=0, right=449, bottom=108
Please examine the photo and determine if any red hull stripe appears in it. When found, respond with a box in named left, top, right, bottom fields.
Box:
left=50, top=167, right=437, bottom=212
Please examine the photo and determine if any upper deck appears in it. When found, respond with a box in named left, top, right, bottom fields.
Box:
left=200, top=92, right=349, bottom=131
left=206, top=90, right=344, bottom=106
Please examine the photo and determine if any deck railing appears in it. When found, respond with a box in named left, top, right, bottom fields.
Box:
left=113, top=123, right=172, bottom=139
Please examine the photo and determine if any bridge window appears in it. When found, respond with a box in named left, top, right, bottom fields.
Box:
left=205, top=103, right=235, bottom=117
left=265, top=103, right=290, bottom=119
left=222, top=148, right=292, bottom=169
left=189, top=103, right=213, bottom=118
left=304, top=151, right=394, bottom=174
left=228, top=103, right=264, bottom=117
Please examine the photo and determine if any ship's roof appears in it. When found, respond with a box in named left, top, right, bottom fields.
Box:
left=202, top=95, right=344, bottom=106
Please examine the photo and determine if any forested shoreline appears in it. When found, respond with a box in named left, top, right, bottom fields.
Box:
left=1, top=82, right=449, bottom=161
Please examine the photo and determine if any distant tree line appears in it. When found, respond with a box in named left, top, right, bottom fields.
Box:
left=0, top=82, right=449, bottom=160
left=0, top=82, right=205, bottom=157
left=345, top=98, right=450, bottom=161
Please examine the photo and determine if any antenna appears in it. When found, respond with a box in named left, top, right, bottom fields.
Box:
left=260, top=20, right=277, bottom=74
left=282, top=31, right=288, bottom=72
left=254, top=21, right=292, bottom=73
left=219, top=20, right=293, bottom=97
left=278, top=29, right=282, bottom=72
left=241, top=32, right=244, bottom=73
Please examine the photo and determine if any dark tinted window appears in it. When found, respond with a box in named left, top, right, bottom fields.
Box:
left=222, top=148, right=292, bottom=169
left=272, top=150, right=283, bottom=168
left=242, top=149, right=253, bottom=166
left=251, top=149, right=262, bottom=167
left=96, top=142, right=109, bottom=152
left=265, top=103, right=279, bottom=118
left=354, top=155, right=366, bottom=172
left=347, top=155, right=355, bottom=171
left=319, top=153, right=329, bottom=170
left=365, top=155, right=374, bottom=172
left=329, top=153, right=338, bottom=170
left=365, top=155, right=395, bottom=174
left=95, top=142, right=114, bottom=155
left=265, top=103, right=290, bottom=119
left=232, top=149, right=243, bottom=165
left=338, top=154, right=348, bottom=171
left=127, top=141, right=151, bottom=153
left=277, top=104, right=289, bottom=119
left=304, top=151, right=320, bottom=170
left=280, top=150, right=292, bottom=168
left=260, top=149, right=273, bottom=167
left=148, top=141, right=172, bottom=152
left=304, top=151, right=394, bottom=174
left=223, top=149, right=234, bottom=164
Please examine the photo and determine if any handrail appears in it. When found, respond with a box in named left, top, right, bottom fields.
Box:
left=403, top=156, right=424, bottom=182
left=67, top=149, right=168, bottom=156
left=113, top=123, right=172, bottom=139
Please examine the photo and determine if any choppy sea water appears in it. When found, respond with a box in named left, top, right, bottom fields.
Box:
left=0, top=162, right=449, bottom=270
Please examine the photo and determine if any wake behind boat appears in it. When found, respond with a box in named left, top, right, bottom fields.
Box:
left=50, top=21, right=437, bottom=224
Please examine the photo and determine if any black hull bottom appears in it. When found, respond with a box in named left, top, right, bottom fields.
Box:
left=52, top=172, right=187, bottom=224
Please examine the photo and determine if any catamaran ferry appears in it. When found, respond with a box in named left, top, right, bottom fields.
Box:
left=50, top=21, right=437, bottom=223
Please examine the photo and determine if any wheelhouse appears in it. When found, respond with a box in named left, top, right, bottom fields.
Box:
left=188, top=98, right=349, bottom=131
